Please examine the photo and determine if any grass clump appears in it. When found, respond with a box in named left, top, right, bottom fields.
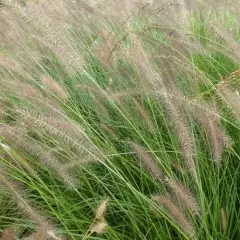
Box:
left=0, top=0, right=240, bottom=239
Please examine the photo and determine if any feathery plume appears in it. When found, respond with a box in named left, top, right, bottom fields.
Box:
left=165, top=177, right=200, bottom=215
left=89, top=221, right=107, bottom=235
left=95, top=198, right=109, bottom=220
left=100, top=124, right=118, bottom=140
left=24, top=221, right=64, bottom=240
left=24, top=223, right=51, bottom=240
left=133, top=98, right=155, bottom=133
left=225, top=69, right=240, bottom=83
left=0, top=55, right=21, bottom=72
left=85, top=197, right=109, bottom=238
left=60, top=156, right=100, bottom=170
left=152, top=195, right=196, bottom=238
left=1, top=78, right=63, bottom=114
left=185, top=99, right=231, bottom=164
left=1, top=141, right=37, bottom=175
left=30, top=21, right=84, bottom=72
left=77, top=84, right=107, bottom=96
left=217, top=80, right=240, bottom=119
left=94, top=29, right=119, bottom=68
left=41, top=75, right=68, bottom=100
left=0, top=168, right=47, bottom=224
left=130, top=142, right=163, bottom=181
left=210, top=23, right=240, bottom=62
left=126, top=34, right=156, bottom=87
left=2, top=79, right=42, bottom=101
left=0, top=108, right=5, bottom=121
left=93, top=97, right=110, bottom=120
left=171, top=162, right=186, bottom=175
left=160, top=95, right=197, bottom=179
left=203, top=116, right=231, bottom=164
left=220, top=208, right=228, bottom=233
left=0, top=228, right=16, bottom=240
left=17, top=110, right=95, bottom=157
left=0, top=126, right=76, bottom=188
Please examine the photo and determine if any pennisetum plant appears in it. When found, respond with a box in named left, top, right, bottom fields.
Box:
left=0, top=1, right=239, bottom=239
